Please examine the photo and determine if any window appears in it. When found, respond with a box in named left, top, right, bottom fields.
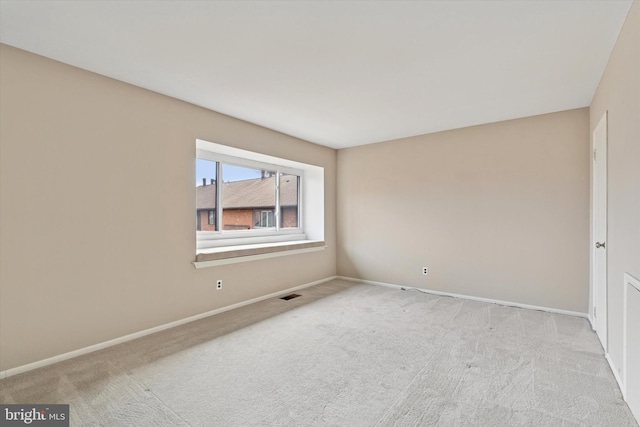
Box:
left=196, top=139, right=322, bottom=254
left=255, top=210, right=275, bottom=228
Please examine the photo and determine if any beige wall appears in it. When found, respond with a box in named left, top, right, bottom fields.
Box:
left=337, top=108, right=590, bottom=313
left=0, top=44, right=337, bottom=372
left=590, top=1, right=639, bottom=376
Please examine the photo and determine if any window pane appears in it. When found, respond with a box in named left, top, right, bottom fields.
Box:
left=196, top=159, right=217, bottom=231
left=280, top=173, right=299, bottom=228
left=261, top=210, right=274, bottom=227
left=223, top=164, right=276, bottom=230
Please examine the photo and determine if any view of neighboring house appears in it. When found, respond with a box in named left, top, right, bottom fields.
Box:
left=196, top=174, right=299, bottom=231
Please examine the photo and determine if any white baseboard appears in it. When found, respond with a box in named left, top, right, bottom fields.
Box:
left=606, top=352, right=625, bottom=397
left=0, top=276, right=337, bottom=380
left=588, top=314, right=596, bottom=330
left=336, top=276, right=589, bottom=319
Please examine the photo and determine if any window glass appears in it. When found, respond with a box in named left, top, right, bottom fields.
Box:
left=280, top=173, right=299, bottom=228
left=195, top=159, right=217, bottom=231
left=222, top=164, right=276, bottom=230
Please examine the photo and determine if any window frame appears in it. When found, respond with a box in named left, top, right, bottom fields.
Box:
left=196, top=148, right=305, bottom=250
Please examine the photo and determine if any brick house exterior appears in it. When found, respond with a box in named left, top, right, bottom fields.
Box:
left=196, top=175, right=298, bottom=231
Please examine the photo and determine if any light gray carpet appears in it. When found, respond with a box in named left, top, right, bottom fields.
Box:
left=1, top=279, right=637, bottom=426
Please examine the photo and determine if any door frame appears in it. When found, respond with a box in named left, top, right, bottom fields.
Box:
left=591, top=110, right=608, bottom=350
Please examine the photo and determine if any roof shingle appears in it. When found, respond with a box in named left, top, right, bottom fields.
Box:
left=196, top=175, right=298, bottom=210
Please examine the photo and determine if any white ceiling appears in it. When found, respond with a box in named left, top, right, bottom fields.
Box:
left=0, top=1, right=632, bottom=149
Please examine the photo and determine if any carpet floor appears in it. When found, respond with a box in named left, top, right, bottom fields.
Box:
left=1, top=279, right=637, bottom=426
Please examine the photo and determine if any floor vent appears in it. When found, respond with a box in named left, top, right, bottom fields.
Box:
left=280, top=294, right=301, bottom=301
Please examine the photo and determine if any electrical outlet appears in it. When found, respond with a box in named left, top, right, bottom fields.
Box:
left=422, top=267, right=428, bottom=276
left=216, top=280, right=222, bottom=290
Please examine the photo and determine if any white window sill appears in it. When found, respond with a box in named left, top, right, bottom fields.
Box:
left=193, top=240, right=326, bottom=268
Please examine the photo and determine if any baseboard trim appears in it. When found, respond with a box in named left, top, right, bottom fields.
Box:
left=336, top=276, right=589, bottom=319
left=588, top=314, right=596, bottom=330
left=0, top=276, right=337, bottom=380
left=605, top=352, right=625, bottom=397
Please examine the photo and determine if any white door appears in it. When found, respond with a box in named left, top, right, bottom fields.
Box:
left=593, top=111, right=608, bottom=350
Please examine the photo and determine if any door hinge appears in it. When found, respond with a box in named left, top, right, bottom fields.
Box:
left=594, top=306, right=597, bottom=318
left=594, top=149, right=597, bottom=161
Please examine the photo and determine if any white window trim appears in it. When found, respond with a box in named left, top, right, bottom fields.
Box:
left=195, top=139, right=324, bottom=256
